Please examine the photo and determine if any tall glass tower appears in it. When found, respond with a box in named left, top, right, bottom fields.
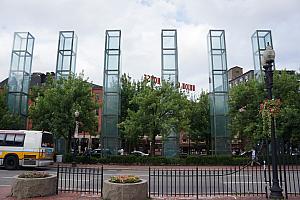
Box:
left=7, top=32, right=35, bottom=126
left=55, top=31, right=78, bottom=79
left=207, top=30, right=230, bottom=155
left=251, top=30, right=273, bottom=80
left=161, top=29, right=179, bottom=157
left=101, top=30, right=121, bottom=155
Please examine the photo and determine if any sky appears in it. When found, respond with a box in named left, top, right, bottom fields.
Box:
left=0, top=0, right=300, bottom=94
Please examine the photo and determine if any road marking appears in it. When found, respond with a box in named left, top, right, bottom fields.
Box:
left=0, top=185, right=11, bottom=187
left=224, top=181, right=265, bottom=184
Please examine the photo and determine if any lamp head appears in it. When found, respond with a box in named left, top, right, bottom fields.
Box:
left=75, top=110, right=79, bottom=118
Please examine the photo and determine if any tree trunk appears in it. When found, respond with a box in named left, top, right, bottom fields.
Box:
left=151, top=134, right=156, bottom=156
left=67, top=130, right=72, bottom=153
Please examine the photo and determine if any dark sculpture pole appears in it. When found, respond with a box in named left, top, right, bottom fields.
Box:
left=263, top=47, right=283, bottom=199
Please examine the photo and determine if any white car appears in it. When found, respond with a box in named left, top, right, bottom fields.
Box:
left=131, top=150, right=149, bottom=156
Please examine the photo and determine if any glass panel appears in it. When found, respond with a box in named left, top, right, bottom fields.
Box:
left=162, top=74, right=175, bottom=84
left=13, top=34, right=22, bottom=50
left=212, top=55, right=223, bottom=70
left=27, top=38, right=34, bottom=54
left=11, top=53, right=20, bottom=71
left=214, top=95, right=226, bottom=115
left=62, top=55, right=71, bottom=70
left=20, top=95, right=28, bottom=115
left=108, top=37, right=119, bottom=49
left=163, top=54, right=175, bottom=70
left=106, top=74, right=119, bottom=92
left=211, top=37, right=221, bottom=49
left=215, top=116, right=227, bottom=136
left=64, top=37, right=73, bottom=50
left=22, top=74, right=30, bottom=93
left=213, top=74, right=224, bottom=92
left=0, top=133, right=5, bottom=145
left=24, top=56, right=32, bottom=73
left=107, top=55, right=119, bottom=70
left=104, top=95, right=119, bottom=115
left=5, top=134, right=15, bottom=146
left=163, top=37, right=175, bottom=49
left=42, top=133, right=54, bottom=147
left=15, top=134, right=25, bottom=147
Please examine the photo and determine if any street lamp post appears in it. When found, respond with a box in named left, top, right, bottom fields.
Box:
left=72, top=110, right=80, bottom=167
left=262, top=44, right=283, bottom=199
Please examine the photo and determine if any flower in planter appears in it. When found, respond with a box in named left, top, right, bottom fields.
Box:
left=18, top=171, right=50, bottom=178
left=109, top=175, right=141, bottom=183
left=259, top=99, right=281, bottom=137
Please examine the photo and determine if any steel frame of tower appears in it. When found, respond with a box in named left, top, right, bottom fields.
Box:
left=161, top=29, right=178, bottom=86
left=55, top=31, right=78, bottom=79
left=7, top=32, right=35, bottom=126
left=101, top=30, right=121, bottom=156
left=207, top=30, right=230, bottom=155
left=251, top=30, right=273, bottom=80
left=161, top=29, right=179, bottom=157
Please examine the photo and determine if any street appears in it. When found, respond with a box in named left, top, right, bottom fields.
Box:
left=0, top=165, right=299, bottom=198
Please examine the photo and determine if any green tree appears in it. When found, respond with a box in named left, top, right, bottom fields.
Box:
left=273, top=71, right=300, bottom=144
left=229, top=79, right=265, bottom=149
left=0, top=88, right=23, bottom=129
left=119, top=81, right=190, bottom=156
left=188, top=91, right=211, bottom=151
left=29, top=75, right=98, bottom=152
left=229, top=70, right=300, bottom=149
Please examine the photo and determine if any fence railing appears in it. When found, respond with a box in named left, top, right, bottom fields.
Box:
left=56, top=165, right=103, bottom=196
left=55, top=157, right=300, bottom=199
left=149, top=163, right=300, bottom=199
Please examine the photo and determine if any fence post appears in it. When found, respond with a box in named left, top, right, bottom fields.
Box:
left=56, top=164, right=59, bottom=194
left=148, top=167, right=151, bottom=198
left=101, top=166, right=103, bottom=197
left=196, top=167, right=199, bottom=199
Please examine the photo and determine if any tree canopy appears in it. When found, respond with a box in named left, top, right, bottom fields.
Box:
left=229, top=71, right=300, bottom=149
left=0, top=88, right=23, bottom=129
left=119, top=80, right=191, bottom=155
left=29, top=75, right=98, bottom=152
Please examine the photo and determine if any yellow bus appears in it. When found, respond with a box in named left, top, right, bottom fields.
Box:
left=0, top=130, right=54, bottom=169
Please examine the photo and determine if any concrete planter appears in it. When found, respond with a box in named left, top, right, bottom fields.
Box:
left=103, top=179, right=148, bottom=200
left=11, top=175, right=57, bottom=199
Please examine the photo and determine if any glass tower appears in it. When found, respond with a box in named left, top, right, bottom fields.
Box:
left=207, top=30, right=230, bottom=155
left=7, top=32, right=35, bottom=126
left=161, top=29, right=179, bottom=157
left=251, top=30, right=273, bottom=80
left=55, top=31, right=78, bottom=79
left=101, top=30, right=121, bottom=156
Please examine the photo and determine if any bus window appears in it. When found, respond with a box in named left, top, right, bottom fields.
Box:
left=41, top=133, right=54, bottom=148
left=0, top=133, right=5, bottom=145
left=5, top=134, right=15, bottom=146
left=15, top=134, right=25, bottom=147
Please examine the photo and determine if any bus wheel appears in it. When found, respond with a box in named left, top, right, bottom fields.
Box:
left=4, top=155, right=19, bottom=170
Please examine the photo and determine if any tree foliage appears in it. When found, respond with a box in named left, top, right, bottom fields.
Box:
left=229, top=70, right=300, bottom=149
left=0, top=88, right=23, bottom=129
left=29, top=75, right=98, bottom=152
left=119, top=80, right=190, bottom=155
left=188, top=92, right=210, bottom=148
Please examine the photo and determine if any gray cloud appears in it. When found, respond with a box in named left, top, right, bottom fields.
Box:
left=0, top=0, right=299, bottom=94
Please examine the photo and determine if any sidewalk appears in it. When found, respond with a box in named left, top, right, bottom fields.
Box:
left=52, top=163, right=300, bottom=170
left=1, top=187, right=300, bottom=200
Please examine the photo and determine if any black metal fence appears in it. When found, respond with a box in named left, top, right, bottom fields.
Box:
left=149, top=163, right=300, bottom=199
left=56, top=165, right=103, bottom=196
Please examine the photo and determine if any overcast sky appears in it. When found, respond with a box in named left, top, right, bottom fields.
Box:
left=0, top=0, right=299, bottom=93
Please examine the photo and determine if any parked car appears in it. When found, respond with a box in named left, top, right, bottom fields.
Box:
left=130, top=150, right=149, bottom=156
left=91, top=148, right=112, bottom=156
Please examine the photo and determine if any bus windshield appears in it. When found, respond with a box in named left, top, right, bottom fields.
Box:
left=41, top=132, right=54, bottom=148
